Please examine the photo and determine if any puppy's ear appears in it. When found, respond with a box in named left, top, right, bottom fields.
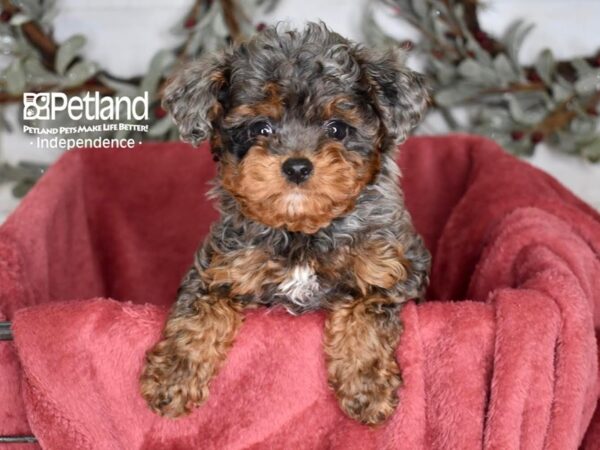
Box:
left=162, top=52, right=229, bottom=146
left=358, top=48, right=429, bottom=144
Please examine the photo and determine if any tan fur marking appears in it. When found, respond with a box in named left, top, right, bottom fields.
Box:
left=227, top=82, right=284, bottom=121
left=324, top=296, right=403, bottom=425
left=221, top=143, right=379, bottom=234
left=203, top=248, right=287, bottom=296
left=322, top=96, right=362, bottom=126
left=353, top=240, right=408, bottom=295
left=314, top=239, right=409, bottom=296
left=140, top=296, right=243, bottom=418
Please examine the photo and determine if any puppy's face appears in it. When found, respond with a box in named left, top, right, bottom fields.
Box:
left=163, top=24, right=428, bottom=234
left=217, top=78, right=384, bottom=235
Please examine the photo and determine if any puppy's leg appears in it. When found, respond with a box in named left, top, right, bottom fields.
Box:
left=140, top=268, right=243, bottom=418
left=324, top=296, right=403, bottom=425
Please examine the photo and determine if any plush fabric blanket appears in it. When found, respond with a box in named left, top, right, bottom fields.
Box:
left=1, top=135, right=599, bottom=449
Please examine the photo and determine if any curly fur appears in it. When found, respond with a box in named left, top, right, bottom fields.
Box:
left=141, top=22, right=431, bottom=425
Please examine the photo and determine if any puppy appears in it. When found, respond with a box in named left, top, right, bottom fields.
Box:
left=140, top=22, right=430, bottom=426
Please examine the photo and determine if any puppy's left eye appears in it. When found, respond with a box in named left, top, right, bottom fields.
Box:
left=325, top=120, right=349, bottom=140
left=249, top=121, right=273, bottom=138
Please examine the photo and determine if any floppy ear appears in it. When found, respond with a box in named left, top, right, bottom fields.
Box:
left=358, top=48, right=429, bottom=144
left=162, top=52, right=229, bottom=146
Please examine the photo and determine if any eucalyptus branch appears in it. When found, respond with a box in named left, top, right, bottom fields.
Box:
left=367, top=0, right=600, bottom=161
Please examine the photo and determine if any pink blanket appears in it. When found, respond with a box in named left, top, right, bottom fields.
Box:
left=1, top=135, right=599, bottom=449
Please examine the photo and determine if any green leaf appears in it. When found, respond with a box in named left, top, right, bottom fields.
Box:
left=9, top=13, right=31, bottom=26
left=40, top=2, right=59, bottom=25
left=361, top=5, right=398, bottom=49
left=411, top=0, right=429, bottom=19
left=0, top=34, right=17, bottom=55
left=62, top=60, right=97, bottom=87
left=535, top=49, right=554, bottom=85
left=580, top=136, right=600, bottom=162
left=453, top=2, right=464, bottom=20
left=430, top=59, right=456, bottom=85
left=574, top=70, right=600, bottom=95
left=474, top=106, right=513, bottom=129
left=502, top=136, right=535, bottom=157
left=458, top=59, right=498, bottom=85
left=148, top=116, right=175, bottom=137
left=16, top=0, right=42, bottom=20
left=4, top=59, right=26, bottom=95
left=463, top=33, right=493, bottom=65
left=432, top=21, right=452, bottom=47
left=140, top=49, right=175, bottom=98
left=552, top=131, right=578, bottom=154
left=493, top=54, right=519, bottom=84
left=552, top=81, right=572, bottom=102
left=23, top=56, right=60, bottom=85
left=502, top=20, right=534, bottom=64
left=55, top=35, right=86, bottom=75
left=12, top=178, right=36, bottom=198
left=507, top=94, right=546, bottom=125
left=0, top=110, right=12, bottom=132
left=114, top=127, right=130, bottom=140
left=571, top=58, right=593, bottom=78
left=570, top=117, right=596, bottom=136
left=434, top=85, right=478, bottom=106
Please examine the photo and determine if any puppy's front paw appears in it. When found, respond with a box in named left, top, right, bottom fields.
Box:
left=324, top=297, right=403, bottom=425
left=140, top=341, right=210, bottom=418
left=140, top=296, right=243, bottom=418
left=328, top=356, right=402, bottom=425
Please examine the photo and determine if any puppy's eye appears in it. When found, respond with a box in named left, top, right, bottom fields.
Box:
left=249, top=121, right=273, bottom=138
left=325, top=120, right=349, bottom=140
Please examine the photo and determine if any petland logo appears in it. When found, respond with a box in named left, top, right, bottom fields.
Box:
left=23, top=92, right=149, bottom=121
left=22, top=92, right=150, bottom=150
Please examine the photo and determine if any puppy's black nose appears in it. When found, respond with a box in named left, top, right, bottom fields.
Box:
left=282, top=157, right=313, bottom=184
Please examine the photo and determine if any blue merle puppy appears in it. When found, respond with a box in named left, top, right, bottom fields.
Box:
left=140, top=22, right=430, bottom=425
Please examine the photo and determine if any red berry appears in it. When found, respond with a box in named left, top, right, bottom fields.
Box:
left=530, top=131, right=544, bottom=144
left=586, top=105, right=599, bottom=116
left=511, top=130, right=524, bottom=141
left=184, top=17, right=196, bottom=29
left=154, top=105, right=167, bottom=119
left=474, top=30, right=487, bottom=42
left=593, top=56, right=600, bottom=68
left=527, top=70, right=542, bottom=83
left=480, top=38, right=494, bottom=52
left=432, top=49, right=444, bottom=59
left=256, top=22, right=267, bottom=32
left=0, top=10, right=12, bottom=22
left=466, top=50, right=476, bottom=59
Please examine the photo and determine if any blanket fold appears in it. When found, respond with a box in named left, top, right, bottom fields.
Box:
left=1, top=135, right=599, bottom=449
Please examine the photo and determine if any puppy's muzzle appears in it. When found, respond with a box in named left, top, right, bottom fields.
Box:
left=282, top=157, right=313, bottom=184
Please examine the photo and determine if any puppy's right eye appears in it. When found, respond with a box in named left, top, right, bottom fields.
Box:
left=248, top=121, right=273, bottom=138
left=325, top=120, right=349, bottom=140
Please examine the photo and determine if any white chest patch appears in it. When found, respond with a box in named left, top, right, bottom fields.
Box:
left=276, top=265, right=321, bottom=311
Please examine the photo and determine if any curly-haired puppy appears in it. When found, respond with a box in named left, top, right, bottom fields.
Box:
left=140, top=22, right=430, bottom=425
